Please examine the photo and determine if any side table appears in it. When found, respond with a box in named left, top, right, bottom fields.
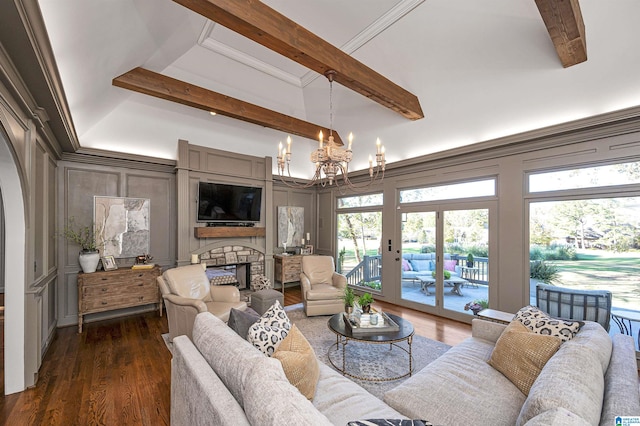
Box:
left=476, top=309, right=514, bottom=325
left=611, top=308, right=640, bottom=350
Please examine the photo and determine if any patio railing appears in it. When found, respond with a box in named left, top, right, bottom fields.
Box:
left=341, top=254, right=489, bottom=287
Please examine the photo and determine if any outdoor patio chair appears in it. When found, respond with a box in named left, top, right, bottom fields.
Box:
left=536, top=283, right=612, bottom=331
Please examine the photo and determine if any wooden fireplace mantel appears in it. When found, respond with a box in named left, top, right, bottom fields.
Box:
left=194, top=226, right=266, bottom=239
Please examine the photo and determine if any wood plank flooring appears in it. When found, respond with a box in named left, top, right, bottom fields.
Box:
left=0, top=286, right=471, bottom=425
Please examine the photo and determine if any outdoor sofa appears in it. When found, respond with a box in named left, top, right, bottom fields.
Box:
left=171, top=310, right=640, bottom=425
left=401, top=253, right=462, bottom=280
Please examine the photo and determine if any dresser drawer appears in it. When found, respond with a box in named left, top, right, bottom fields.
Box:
left=82, top=280, right=156, bottom=297
left=82, top=289, right=159, bottom=312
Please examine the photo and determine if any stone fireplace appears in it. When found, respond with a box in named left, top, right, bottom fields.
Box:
left=197, top=243, right=265, bottom=290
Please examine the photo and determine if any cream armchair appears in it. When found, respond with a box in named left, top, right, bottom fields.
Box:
left=158, top=264, right=247, bottom=341
left=299, top=255, right=347, bottom=316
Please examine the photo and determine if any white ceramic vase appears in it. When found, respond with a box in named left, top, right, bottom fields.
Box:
left=79, top=250, right=100, bottom=273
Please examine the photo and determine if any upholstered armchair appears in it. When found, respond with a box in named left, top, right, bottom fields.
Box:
left=299, top=255, right=347, bottom=316
left=536, top=283, right=612, bottom=331
left=158, top=264, right=247, bottom=341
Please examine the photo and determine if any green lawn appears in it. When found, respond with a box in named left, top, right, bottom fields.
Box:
left=549, top=250, right=640, bottom=309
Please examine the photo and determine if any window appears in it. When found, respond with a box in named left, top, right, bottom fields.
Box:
left=529, top=161, right=640, bottom=192
left=400, top=179, right=496, bottom=204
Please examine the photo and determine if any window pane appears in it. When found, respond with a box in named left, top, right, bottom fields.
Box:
left=337, top=193, right=383, bottom=208
left=529, top=161, right=640, bottom=192
left=337, top=212, right=382, bottom=292
left=400, top=179, right=495, bottom=204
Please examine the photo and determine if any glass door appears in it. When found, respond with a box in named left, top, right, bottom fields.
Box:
left=400, top=208, right=489, bottom=316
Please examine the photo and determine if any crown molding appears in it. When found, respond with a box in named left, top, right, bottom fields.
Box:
left=301, top=0, right=425, bottom=87
left=198, top=22, right=303, bottom=87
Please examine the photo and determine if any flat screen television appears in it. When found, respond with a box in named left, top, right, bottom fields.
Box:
left=197, top=182, right=262, bottom=224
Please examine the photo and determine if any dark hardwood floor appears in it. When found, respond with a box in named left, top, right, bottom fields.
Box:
left=0, top=286, right=471, bottom=425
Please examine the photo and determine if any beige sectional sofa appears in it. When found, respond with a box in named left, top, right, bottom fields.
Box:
left=171, top=312, right=640, bottom=425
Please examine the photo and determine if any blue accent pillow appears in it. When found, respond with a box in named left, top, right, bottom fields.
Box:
left=409, top=259, right=432, bottom=272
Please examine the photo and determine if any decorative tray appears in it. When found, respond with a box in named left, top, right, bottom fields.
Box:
left=343, top=311, right=400, bottom=334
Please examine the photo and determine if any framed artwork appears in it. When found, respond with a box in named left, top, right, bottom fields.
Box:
left=277, top=206, right=304, bottom=248
left=94, top=196, right=150, bottom=258
left=101, top=255, right=118, bottom=271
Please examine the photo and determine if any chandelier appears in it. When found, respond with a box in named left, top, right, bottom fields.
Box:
left=276, top=70, right=386, bottom=191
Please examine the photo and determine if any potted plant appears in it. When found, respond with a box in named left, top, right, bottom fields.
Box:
left=61, top=217, right=101, bottom=273
left=466, top=253, right=474, bottom=267
left=432, top=270, right=452, bottom=280
left=341, top=286, right=356, bottom=314
left=358, top=292, right=374, bottom=314
left=464, top=299, right=489, bottom=315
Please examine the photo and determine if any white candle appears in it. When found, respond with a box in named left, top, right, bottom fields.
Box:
left=191, top=254, right=199, bottom=264
left=306, top=232, right=310, bottom=241
left=301, top=238, right=305, bottom=245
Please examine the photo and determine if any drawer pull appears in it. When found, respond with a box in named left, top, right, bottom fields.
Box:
left=101, top=278, right=108, bottom=281
left=102, top=288, right=108, bottom=292
left=137, top=274, right=144, bottom=277
left=101, top=301, right=107, bottom=305
left=139, top=296, right=144, bottom=301
left=138, top=283, right=144, bottom=286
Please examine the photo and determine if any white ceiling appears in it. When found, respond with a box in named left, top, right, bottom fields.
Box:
left=38, top=0, right=640, bottom=178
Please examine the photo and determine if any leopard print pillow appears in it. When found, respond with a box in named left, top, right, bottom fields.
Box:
left=247, top=300, right=291, bottom=356
left=514, top=305, right=583, bottom=342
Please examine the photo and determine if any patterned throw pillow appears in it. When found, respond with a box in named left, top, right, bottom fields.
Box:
left=514, top=305, right=583, bottom=342
left=488, top=320, right=562, bottom=395
left=247, top=300, right=291, bottom=356
left=347, top=420, right=433, bottom=426
left=272, top=324, right=319, bottom=400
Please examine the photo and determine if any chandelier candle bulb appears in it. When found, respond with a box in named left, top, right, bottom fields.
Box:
left=348, top=132, right=353, bottom=150
left=376, top=138, right=381, bottom=154
left=287, top=135, right=292, bottom=153
left=319, top=131, right=323, bottom=148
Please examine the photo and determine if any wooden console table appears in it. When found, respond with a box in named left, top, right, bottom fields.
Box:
left=77, top=265, right=162, bottom=333
left=273, top=254, right=303, bottom=295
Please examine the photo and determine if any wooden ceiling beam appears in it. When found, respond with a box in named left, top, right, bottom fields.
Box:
left=172, top=0, right=424, bottom=120
left=535, top=0, right=587, bottom=68
left=112, top=67, right=343, bottom=146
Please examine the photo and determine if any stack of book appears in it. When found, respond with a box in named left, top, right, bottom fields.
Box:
left=131, top=263, right=155, bottom=270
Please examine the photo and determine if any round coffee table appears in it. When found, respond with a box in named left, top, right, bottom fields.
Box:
left=327, top=312, right=414, bottom=382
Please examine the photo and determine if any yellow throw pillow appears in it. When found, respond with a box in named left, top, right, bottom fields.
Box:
left=488, top=320, right=562, bottom=395
left=272, top=324, right=319, bottom=400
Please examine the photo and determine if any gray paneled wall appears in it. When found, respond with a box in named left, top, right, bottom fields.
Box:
left=56, top=157, right=176, bottom=327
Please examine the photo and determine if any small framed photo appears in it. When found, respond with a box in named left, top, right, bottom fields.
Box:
left=102, top=255, right=118, bottom=271
left=302, top=245, right=314, bottom=255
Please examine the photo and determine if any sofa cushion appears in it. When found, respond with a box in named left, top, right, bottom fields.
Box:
left=516, top=322, right=612, bottom=425
left=228, top=307, right=260, bottom=340
left=514, top=305, right=582, bottom=342
left=409, top=259, right=432, bottom=272
left=247, top=300, right=291, bottom=356
left=314, top=362, right=408, bottom=424
left=384, top=337, right=525, bottom=425
left=600, top=334, right=640, bottom=424
left=306, top=283, right=343, bottom=301
left=302, top=256, right=336, bottom=285
left=163, top=264, right=212, bottom=301
left=522, top=407, right=589, bottom=425
left=191, top=312, right=270, bottom=408
left=272, top=325, right=319, bottom=400
left=488, top=320, right=562, bottom=395
left=243, top=356, right=333, bottom=425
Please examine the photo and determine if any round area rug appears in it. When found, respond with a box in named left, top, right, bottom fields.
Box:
left=284, top=304, right=451, bottom=399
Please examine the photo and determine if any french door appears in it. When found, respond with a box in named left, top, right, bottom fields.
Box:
left=398, top=204, right=493, bottom=319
